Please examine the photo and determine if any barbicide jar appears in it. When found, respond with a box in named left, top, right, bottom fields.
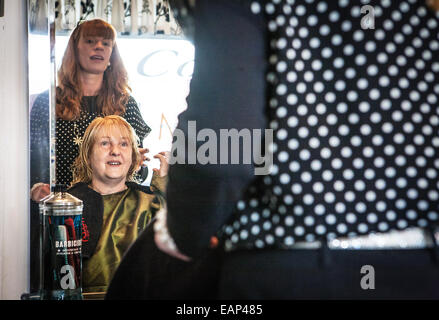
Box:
left=39, top=185, right=83, bottom=300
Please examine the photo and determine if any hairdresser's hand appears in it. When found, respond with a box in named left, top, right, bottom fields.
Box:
left=154, top=232, right=192, bottom=262
left=138, top=147, right=150, bottom=169
left=154, top=209, right=191, bottom=262
left=30, top=183, right=50, bottom=202
left=153, top=151, right=170, bottom=177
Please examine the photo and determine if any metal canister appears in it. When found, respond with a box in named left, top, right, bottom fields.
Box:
left=39, top=185, right=83, bottom=300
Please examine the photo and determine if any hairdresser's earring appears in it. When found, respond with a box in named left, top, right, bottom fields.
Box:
left=107, top=62, right=111, bottom=68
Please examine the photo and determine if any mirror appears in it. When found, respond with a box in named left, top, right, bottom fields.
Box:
left=28, top=0, right=194, bottom=294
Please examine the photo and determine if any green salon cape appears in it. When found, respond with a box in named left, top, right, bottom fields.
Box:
left=82, top=176, right=166, bottom=294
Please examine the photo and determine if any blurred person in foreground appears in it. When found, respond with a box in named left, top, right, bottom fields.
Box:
left=108, top=0, right=439, bottom=299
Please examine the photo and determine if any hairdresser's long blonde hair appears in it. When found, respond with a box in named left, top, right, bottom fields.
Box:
left=57, top=19, right=131, bottom=121
left=71, top=115, right=141, bottom=185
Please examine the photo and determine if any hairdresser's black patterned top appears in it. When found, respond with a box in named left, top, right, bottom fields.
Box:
left=166, top=0, right=439, bottom=255
left=30, top=92, right=151, bottom=187
left=221, top=0, right=439, bottom=251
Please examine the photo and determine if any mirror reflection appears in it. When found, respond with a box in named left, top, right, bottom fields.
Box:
left=28, top=0, right=193, bottom=296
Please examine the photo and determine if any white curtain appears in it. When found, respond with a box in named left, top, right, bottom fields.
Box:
left=62, top=0, right=77, bottom=30
left=154, top=0, right=170, bottom=34
left=111, top=0, right=124, bottom=32
left=95, top=0, right=108, bottom=21
left=130, top=0, right=139, bottom=34
left=140, top=0, right=155, bottom=34
left=29, top=0, right=48, bottom=32
left=47, top=0, right=181, bottom=35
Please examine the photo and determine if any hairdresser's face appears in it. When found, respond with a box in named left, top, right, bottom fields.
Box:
left=90, top=127, right=133, bottom=186
left=77, top=34, right=113, bottom=75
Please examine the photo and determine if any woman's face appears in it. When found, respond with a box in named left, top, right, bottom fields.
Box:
left=89, top=127, right=133, bottom=186
left=77, top=34, right=113, bottom=75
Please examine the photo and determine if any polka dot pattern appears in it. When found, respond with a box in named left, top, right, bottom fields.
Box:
left=222, top=0, right=439, bottom=252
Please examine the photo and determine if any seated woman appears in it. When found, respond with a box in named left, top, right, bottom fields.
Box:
left=68, top=115, right=168, bottom=296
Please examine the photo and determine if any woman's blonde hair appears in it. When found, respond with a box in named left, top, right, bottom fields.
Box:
left=71, top=115, right=141, bottom=185
left=57, top=19, right=131, bottom=120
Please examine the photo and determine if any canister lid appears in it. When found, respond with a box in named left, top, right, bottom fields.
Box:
left=51, top=184, right=67, bottom=193
left=40, top=184, right=83, bottom=208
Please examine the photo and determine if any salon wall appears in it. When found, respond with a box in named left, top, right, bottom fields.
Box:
left=0, top=0, right=29, bottom=299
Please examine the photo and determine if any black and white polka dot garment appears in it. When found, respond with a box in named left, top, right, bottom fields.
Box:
left=30, top=92, right=151, bottom=186
left=222, top=0, right=439, bottom=252
left=30, top=92, right=51, bottom=187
